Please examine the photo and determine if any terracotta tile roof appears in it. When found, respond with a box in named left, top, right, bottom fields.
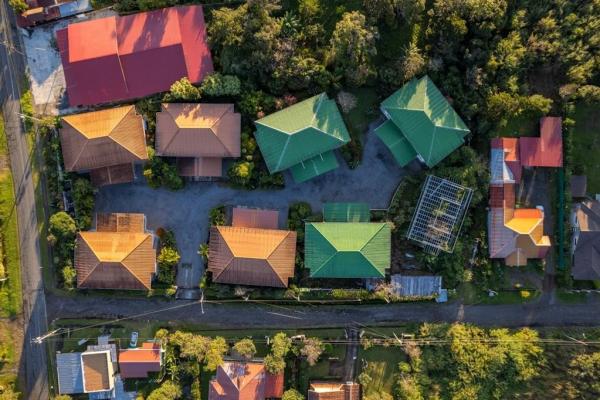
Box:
left=176, top=157, right=223, bottom=177
left=96, top=213, right=146, bottom=233
left=156, top=103, right=240, bottom=158
left=308, top=382, right=361, bottom=400
left=232, top=207, right=279, bottom=230
left=81, top=351, right=113, bottom=393
left=57, top=5, right=213, bottom=106
left=208, top=361, right=282, bottom=400
left=89, top=163, right=135, bottom=187
left=520, top=117, right=563, bottom=167
left=118, top=342, right=162, bottom=379
left=208, top=226, right=296, bottom=288
left=60, top=106, right=148, bottom=172
left=75, top=213, right=155, bottom=290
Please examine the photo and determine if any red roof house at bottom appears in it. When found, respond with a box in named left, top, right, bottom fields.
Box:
left=119, top=342, right=163, bottom=379
left=56, top=5, right=213, bottom=106
left=208, top=361, right=284, bottom=400
left=519, top=117, right=563, bottom=167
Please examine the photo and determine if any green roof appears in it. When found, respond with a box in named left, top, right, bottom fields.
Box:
left=374, top=120, right=418, bottom=167
left=254, top=93, right=351, bottom=174
left=305, top=222, right=390, bottom=278
left=289, top=150, right=339, bottom=183
left=380, top=76, right=470, bottom=168
left=323, top=203, right=370, bottom=222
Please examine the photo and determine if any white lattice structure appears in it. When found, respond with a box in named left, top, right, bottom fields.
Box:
left=407, top=175, right=473, bottom=255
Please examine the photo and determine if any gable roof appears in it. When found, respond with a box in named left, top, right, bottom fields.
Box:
left=60, top=105, right=148, bottom=172
left=56, top=352, right=84, bottom=394
left=207, top=226, right=296, bottom=288
left=520, top=117, right=563, bottom=167
left=379, top=76, right=469, bottom=168
left=119, top=342, right=162, bottom=379
left=254, top=93, right=350, bottom=174
left=308, top=382, right=361, bottom=400
left=57, top=5, right=213, bottom=106
left=323, top=203, right=370, bottom=222
left=156, top=103, right=241, bottom=158
left=81, top=351, right=113, bottom=393
left=232, top=207, right=279, bottom=230
left=305, top=222, right=390, bottom=278
left=75, top=213, right=155, bottom=290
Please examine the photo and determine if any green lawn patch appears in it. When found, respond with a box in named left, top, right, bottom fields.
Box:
left=359, top=345, right=406, bottom=398
left=0, top=320, right=19, bottom=389
left=572, top=101, right=600, bottom=193
left=459, top=283, right=540, bottom=305
left=493, top=112, right=539, bottom=138
left=340, top=87, right=379, bottom=140
left=0, top=117, right=22, bottom=317
left=556, top=290, right=589, bottom=304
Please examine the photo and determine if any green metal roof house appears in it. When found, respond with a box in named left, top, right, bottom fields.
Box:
left=254, top=93, right=351, bottom=183
left=375, top=76, right=470, bottom=168
left=305, top=203, right=390, bottom=278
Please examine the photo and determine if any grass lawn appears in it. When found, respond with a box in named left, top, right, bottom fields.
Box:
left=358, top=345, right=406, bottom=398
left=459, top=283, right=540, bottom=305
left=0, top=117, right=22, bottom=317
left=556, top=290, right=590, bottom=304
left=572, top=101, right=600, bottom=193
left=493, top=112, right=540, bottom=138
left=0, top=320, right=20, bottom=389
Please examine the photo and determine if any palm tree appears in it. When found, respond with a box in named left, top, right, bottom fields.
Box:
left=198, top=243, right=209, bottom=261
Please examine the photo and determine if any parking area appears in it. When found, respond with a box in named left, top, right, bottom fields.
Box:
left=95, top=124, right=405, bottom=288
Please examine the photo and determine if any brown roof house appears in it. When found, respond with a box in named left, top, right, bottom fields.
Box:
left=208, top=360, right=284, bottom=400
left=156, top=103, right=241, bottom=178
left=572, top=199, right=600, bottom=280
left=119, top=342, right=163, bottom=379
left=207, top=208, right=296, bottom=288
left=308, top=382, right=361, bottom=400
left=56, top=338, right=117, bottom=398
left=60, top=105, right=148, bottom=186
left=75, top=213, right=156, bottom=290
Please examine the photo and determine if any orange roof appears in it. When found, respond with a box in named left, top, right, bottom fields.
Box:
left=156, top=103, right=241, bottom=158
left=68, top=17, right=118, bottom=62
left=118, top=343, right=162, bottom=379
left=60, top=106, right=148, bottom=172
left=81, top=351, right=113, bottom=393
left=232, top=208, right=279, bottom=230
left=505, top=209, right=544, bottom=234
left=75, top=213, right=155, bottom=290
left=208, top=226, right=296, bottom=288
left=208, top=361, right=283, bottom=400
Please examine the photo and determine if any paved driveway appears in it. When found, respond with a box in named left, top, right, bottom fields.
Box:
left=95, top=124, right=405, bottom=288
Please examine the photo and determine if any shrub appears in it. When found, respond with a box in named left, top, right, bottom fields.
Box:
left=72, top=178, right=95, bottom=230
left=228, top=161, right=254, bottom=187
left=144, top=147, right=184, bottom=191
left=209, top=206, right=226, bottom=226
left=165, top=77, right=201, bottom=101
left=9, top=0, right=28, bottom=13
left=157, top=247, right=180, bottom=285
left=200, top=73, right=241, bottom=97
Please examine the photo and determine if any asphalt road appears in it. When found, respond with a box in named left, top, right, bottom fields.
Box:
left=46, top=294, right=600, bottom=329
left=0, top=1, right=49, bottom=399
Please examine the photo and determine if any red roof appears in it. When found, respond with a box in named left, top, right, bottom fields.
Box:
left=264, top=372, right=284, bottom=398
left=118, top=342, right=162, bottom=379
left=491, top=137, right=522, bottom=183
left=57, top=5, right=213, bottom=106
left=519, top=117, right=563, bottom=167
left=489, top=184, right=515, bottom=209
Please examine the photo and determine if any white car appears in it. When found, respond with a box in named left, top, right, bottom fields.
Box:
left=129, top=331, right=139, bottom=348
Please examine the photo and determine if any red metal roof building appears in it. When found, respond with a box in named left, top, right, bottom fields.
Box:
left=208, top=361, right=284, bottom=400
left=519, top=117, right=563, bottom=167
left=119, top=342, right=162, bottom=379
left=57, top=5, right=213, bottom=106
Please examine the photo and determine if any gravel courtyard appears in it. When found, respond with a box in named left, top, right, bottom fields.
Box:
left=95, top=125, right=406, bottom=288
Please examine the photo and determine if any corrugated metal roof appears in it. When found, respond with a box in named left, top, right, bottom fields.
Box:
left=254, top=94, right=350, bottom=174
left=289, top=150, right=339, bottom=183
left=156, top=103, right=240, bottom=158
left=60, top=106, right=147, bottom=172
left=232, top=207, right=279, bottom=230
left=57, top=5, right=213, bottom=106
left=380, top=76, right=469, bottom=168
left=89, top=163, right=135, bottom=187
left=520, top=117, right=563, bottom=167
left=323, top=203, right=370, bottom=222
left=391, top=275, right=442, bottom=297
left=374, top=119, right=417, bottom=167
left=305, top=222, right=390, bottom=278
left=56, top=352, right=84, bottom=394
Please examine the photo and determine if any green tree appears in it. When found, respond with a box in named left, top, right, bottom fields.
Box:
left=205, top=337, right=229, bottom=371
left=568, top=352, right=600, bottom=396
left=298, top=0, right=320, bottom=20
left=72, top=178, right=95, bottom=230
left=147, top=380, right=182, bottom=400
left=400, top=43, right=426, bottom=82
left=62, top=262, right=77, bottom=290
left=8, top=0, right=27, bottom=14
left=167, top=77, right=201, bottom=101
left=395, top=376, right=423, bottom=400
left=265, top=332, right=291, bottom=373
left=157, top=247, right=180, bottom=284
left=233, top=338, right=257, bottom=360
left=198, top=243, right=209, bottom=261
left=395, top=0, right=425, bottom=24
left=329, top=11, right=378, bottom=87
left=170, top=331, right=211, bottom=360
left=48, top=212, right=77, bottom=261
left=363, top=0, right=395, bottom=27
left=300, top=337, right=324, bottom=366
left=228, top=161, right=254, bottom=187
left=136, top=0, right=176, bottom=11
left=282, top=388, right=305, bottom=400
left=190, top=377, right=201, bottom=400
left=200, top=73, right=241, bottom=97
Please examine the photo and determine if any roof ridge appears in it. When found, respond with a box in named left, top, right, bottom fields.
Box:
left=121, top=234, right=154, bottom=290
left=308, top=224, right=338, bottom=276
left=208, top=106, right=236, bottom=156
left=77, top=233, right=102, bottom=287
left=309, top=93, right=325, bottom=127
left=213, top=226, right=235, bottom=280
left=265, top=231, right=294, bottom=286
left=108, top=107, right=146, bottom=159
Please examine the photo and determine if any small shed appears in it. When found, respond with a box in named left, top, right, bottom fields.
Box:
left=391, top=275, right=442, bottom=298
left=571, top=175, right=587, bottom=198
